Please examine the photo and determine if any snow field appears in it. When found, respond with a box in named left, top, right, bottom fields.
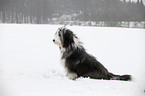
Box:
left=0, top=24, right=145, bottom=96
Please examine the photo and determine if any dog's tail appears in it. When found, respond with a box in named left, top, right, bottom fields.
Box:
left=109, top=73, right=131, bottom=81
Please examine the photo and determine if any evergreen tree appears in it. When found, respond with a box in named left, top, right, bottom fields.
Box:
left=137, top=0, right=140, bottom=5
left=141, top=0, right=144, bottom=5
left=0, top=0, right=145, bottom=23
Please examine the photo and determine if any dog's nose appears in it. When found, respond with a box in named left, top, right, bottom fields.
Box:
left=53, top=39, right=55, bottom=42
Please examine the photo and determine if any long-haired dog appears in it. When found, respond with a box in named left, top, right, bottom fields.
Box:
left=53, top=27, right=131, bottom=81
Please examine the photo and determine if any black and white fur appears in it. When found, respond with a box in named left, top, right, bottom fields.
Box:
left=53, top=27, right=131, bottom=81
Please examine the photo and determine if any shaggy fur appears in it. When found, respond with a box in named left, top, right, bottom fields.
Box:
left=53, top=27, right=131, bottom=81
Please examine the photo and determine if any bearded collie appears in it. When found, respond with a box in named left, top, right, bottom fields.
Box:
left=53, top=27, right=131, bottom=81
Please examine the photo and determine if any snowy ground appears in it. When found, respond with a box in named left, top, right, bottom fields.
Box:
left=0, top=24, right=145, bottom=96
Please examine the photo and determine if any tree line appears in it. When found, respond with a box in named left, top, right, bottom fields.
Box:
left=0, top=0, right=145, bottom=24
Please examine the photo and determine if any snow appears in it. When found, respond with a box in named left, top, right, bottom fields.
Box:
left=0, top=24, right=145, bottom=96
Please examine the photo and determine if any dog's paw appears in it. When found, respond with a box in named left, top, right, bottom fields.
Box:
left=67, top=72, right=78, bottom=80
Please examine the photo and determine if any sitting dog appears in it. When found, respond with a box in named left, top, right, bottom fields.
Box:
left=53, top=27, right=131, bottom=81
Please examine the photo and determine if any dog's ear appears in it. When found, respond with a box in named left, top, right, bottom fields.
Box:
left=63, top=29, right=74, bottom=48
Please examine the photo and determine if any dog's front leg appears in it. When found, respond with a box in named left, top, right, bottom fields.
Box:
left=66, top=72, right=78, bottom=80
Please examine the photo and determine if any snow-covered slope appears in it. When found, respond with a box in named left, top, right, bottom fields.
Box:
left=0, top=24, right=145, bottom=96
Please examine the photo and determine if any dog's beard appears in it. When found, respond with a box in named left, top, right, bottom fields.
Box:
left=53, top=31, right=63, bottom=48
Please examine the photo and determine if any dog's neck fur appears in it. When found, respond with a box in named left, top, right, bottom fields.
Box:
left=60, top=36, right=84, bottom=59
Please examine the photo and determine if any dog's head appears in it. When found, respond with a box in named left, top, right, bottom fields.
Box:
left=53, top=27, right=79, bottom=48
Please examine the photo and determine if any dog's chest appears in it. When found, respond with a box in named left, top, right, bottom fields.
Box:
left=60, top=58, right=66, bottom=67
